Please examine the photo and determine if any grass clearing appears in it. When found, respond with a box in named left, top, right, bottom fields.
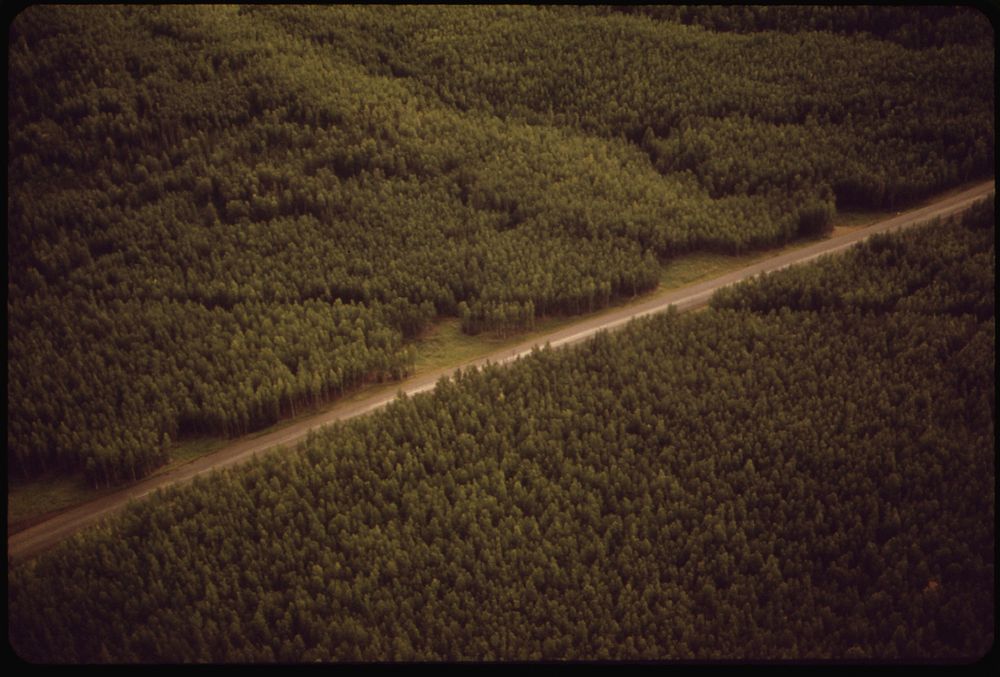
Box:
left=832, top=209, right=885, bottom=229
left=7, top=438, right=226, bottom=532
left=162, top=437, right=226, bottom=469
left=659, top=251, right=767, bottom=289
left=411, top=318, right=501, bottom=372
left=7, top=473, right=116, bottom=531
left=410, top=315, right=581, bottom=374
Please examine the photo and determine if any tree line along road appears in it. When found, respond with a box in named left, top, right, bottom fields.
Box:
left=7, top=178, right=994, bottom=563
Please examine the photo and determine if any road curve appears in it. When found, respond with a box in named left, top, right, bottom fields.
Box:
left=8, top=179, right=994, bottom=563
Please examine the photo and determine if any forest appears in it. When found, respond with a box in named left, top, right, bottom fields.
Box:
left=8, top=197, right=995, bottom=662
left=7, top=6, right=995, bottom=485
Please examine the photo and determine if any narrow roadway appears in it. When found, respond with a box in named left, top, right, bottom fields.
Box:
left=8, top=179, right=994, bottom=563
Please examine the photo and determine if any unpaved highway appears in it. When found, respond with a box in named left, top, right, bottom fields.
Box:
left=8, top=179, right=994, bottom=563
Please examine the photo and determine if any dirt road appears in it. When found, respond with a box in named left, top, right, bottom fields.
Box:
left=8, top=179, right=993, bottom=563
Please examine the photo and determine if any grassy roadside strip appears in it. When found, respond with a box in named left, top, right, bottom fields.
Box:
left=7, top=189, right=955, bottom=529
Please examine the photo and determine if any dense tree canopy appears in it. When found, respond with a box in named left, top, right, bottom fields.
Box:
left=9, top=200, right=994, bottom=662
left=712, top=196, right=997, bottom=321
left=604, top=5, right=993, bottom=49
left=7, top=5, right=994, bottom=484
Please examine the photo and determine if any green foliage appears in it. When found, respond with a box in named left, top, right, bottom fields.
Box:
left=7, top=6, right=994, bottom=484
left=711, top=196, right=996, bottom=319
left=603, top=6, right=993, bottom=50
left=323, top=4, right=991, bottom=209
left=9, top=208, right=994, bottom=661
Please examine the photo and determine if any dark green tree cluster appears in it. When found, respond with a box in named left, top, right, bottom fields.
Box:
left=605, top=5, right=993, bottom=50
left=9, top=203, right=993, bottom=662
left=8, top=295, right=414, bottom=487
left=292, top=5, right=991, bottom=209
left=7, top=5, right=993, bottom=484
left=711, top=195, right=996, bottom=321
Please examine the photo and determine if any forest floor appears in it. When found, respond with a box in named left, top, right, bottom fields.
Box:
left=7, top=178, right=994, bottom=558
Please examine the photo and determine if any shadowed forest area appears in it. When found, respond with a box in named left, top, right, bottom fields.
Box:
left=7, top=5, right=994, bottom=487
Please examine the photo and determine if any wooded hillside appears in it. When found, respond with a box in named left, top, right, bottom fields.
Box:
left=9, top=198, right=994, bottom=662
left=8, top=5, right=993, bottom=485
